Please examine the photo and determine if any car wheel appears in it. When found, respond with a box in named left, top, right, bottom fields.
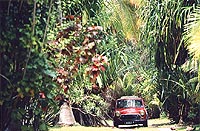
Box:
left=113, top=121, right=119, bottom=128
left=143, top=120, right=148, bottom=127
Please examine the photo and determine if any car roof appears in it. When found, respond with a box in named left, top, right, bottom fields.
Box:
left=117, top=96, right=143, bottom=100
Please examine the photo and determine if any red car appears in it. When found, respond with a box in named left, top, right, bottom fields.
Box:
left=113, top=96, right=148, bottom=128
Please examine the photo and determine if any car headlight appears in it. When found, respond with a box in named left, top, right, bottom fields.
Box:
left=140, top=110, right=145, bottom=116
left=115, top=111, right=121, bottom=117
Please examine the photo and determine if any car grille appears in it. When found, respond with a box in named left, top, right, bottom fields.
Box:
left=120, top=114, right=140, bottom=120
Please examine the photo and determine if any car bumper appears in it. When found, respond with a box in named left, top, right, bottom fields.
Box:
left=113, top=114, right=147, bottom=125
left=114, top=119, right=146, bottom=125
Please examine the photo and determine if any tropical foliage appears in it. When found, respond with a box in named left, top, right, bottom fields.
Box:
left=141, top=0, right=200, bottom=123
left=0, top=1, right=60, bottom=130
left=1, top=0, right=200, bottom=130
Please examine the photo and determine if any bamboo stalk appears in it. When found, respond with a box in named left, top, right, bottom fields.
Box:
left=42, top=0, right=53, bottom=44
left=22, top=0, right=37, bottom=79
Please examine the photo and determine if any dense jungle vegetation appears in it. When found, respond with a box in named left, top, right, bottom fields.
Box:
left=0, top=0, right=200, bottom=130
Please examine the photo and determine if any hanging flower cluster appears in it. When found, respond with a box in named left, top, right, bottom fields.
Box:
left=48, top=15, right=109, bottom=93
left=87, top=54, right=109, bottom=83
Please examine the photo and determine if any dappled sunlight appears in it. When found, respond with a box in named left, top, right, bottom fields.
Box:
left=50, top=126, right=125, bottom=131
left=49, top=118, right=182, bottom=131
left=1, top=0, right=200, bottom=130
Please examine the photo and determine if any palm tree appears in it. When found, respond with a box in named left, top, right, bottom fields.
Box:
left=183, top=5, right=200, bottom=103
left=98, top=0, right=141, bottom=41
left=140, top=0, right=200, bottom=123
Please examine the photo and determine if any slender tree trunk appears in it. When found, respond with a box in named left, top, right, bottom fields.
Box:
left=58, top=102, right=75, bottom=126
left=178, top=104, right=184, bottom=125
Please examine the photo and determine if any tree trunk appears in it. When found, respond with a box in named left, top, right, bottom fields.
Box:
left=72, top=106, right=110, bottom=127
left=58, top=102, right=75, bottom=126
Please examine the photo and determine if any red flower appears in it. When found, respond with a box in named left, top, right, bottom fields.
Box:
left=92, top=70, right=100, bottom=79
left=42, top=106, right=48, bottom=112
left=100, top=65, right=106, bottom=71
left=61, top=85, right=69, bottom=93
left=92, top=65, right=99, bottom=71
left=39, top=92, right=46, bottom=99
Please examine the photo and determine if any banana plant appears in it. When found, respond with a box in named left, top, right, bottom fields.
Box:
left=140, top=0, right=200, bottom=123
left=183, top=5, right=200, bottom=103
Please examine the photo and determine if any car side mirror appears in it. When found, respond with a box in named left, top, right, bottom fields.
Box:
left=145, top=105, right=149, bottom=109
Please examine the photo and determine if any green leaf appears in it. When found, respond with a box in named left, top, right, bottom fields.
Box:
left=25, top=87, right=30, bottom=92
left=47, top=93, right=53, bottom=99
left=21, top=125, right=29, bottom=131
left=43, top=70, right=56, bottom=78
left=39, top=123, right=48, bottom=131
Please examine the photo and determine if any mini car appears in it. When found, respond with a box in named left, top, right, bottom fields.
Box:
left=113, top=96, right=148, bottom=127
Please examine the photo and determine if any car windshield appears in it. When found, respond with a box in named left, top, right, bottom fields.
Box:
left=116, top=99, right=143, bottom=108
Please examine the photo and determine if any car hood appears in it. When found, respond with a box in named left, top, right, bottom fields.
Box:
left=116, top=107, right=144, bottom=115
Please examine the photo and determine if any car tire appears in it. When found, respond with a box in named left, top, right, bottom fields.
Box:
left=113, top=121, right=119, bottom=128
left=143, top=120, right=148, bottom=127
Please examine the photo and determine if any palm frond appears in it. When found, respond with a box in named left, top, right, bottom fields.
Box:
left=99, top=0, right=140, bottom=41
left=184, top=5, right=200, bottom=60
left=181, top=58, right=199, bottom=72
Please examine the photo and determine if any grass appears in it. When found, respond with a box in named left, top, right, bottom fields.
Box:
left=49, top=118, right=200, bottom=131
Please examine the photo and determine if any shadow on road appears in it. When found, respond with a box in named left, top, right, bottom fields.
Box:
left=117, top=124, right=144, bottom=129
left=151, top=121, right=175, bottom=127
